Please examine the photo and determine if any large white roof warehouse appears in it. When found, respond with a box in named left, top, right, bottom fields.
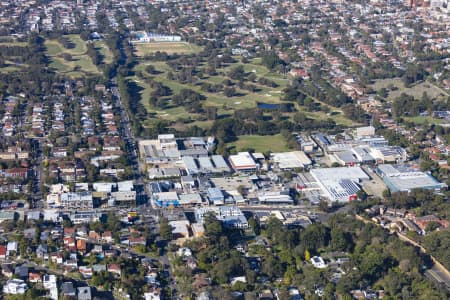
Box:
left=310, top=167, right=370, bottom=202
left=271, top=151, right=312, bottom=169
left=229, top=152, right=257, bottom=171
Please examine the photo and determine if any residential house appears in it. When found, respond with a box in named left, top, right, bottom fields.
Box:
left=62, top=282, right=76, bottom=297
left=108, top=263, right=121, bottom=277
left=3, top=279, right=28, bottom=294
left=29, top=272, right=42, bottom=283
left=0, top=245, right=6, bottom=259
left=2, top=263, right=14, bottom=277
left=14, top=265, right=29, bottom=279
left=78, top=286, right=92, bottom=300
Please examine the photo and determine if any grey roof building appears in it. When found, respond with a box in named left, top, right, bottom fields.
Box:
left=78, top=286, right=92, bottom=300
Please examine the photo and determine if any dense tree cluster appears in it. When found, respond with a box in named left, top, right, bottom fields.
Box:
left=175, top=212, right=448, bottom=299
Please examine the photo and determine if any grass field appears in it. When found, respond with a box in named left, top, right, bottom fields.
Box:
left=134, top=42, right=202, bottom=56
left=94, top=40, right=114, bottom=64
left=403, top=116, right=445, bottom=125
left=228, top=134, right=289, bottom=153
left=371, top=78, right=448, bottom=101
left=131, top=57, right=356, bottom=130
left=0, top=41, right=28, bottom=47
left=45, top=34, right=100, bottom=77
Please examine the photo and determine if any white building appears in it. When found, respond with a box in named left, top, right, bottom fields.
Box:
left=271, top=151, right=312, bottom=169
left=355, top=126, right=375, bottom=138
left=229, top=152, right=258, bottom=172
left=60, top=192, right=93, bottom=209
left=3, top=279, right=28, bottom=294
left=195, top=206, right=248, bottom=229
left=311, top=256, right=327, bottom=269
left=310, top=167, right=370, bottom=202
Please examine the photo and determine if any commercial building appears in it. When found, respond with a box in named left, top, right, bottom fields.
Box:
left=207, top=188, right=225, bottom=205
left=257, top=191, right=294, bottom=205
left=271, top=151, right=312, bottom=169
left=370, top=146, right=408, bottom=163
left=310, top=167, right=370, bottom=202
left=152, top=191, right=179, bottom=208
left=211, top=155, right=231, bottom=173
left=69, top=212, right=100, bottom=224
left=195, top=206, right=248, bottom=229
left=376, top=164, right=447, bottom=192
left=228, top=152, right=258, bottom=172
left=355, top=126, right=375, bottom=138
left=110, top=191, right=136, bottom=207
left=178, top=193, right=203, bottom=206
left=60, top=192, right=93, bottom=209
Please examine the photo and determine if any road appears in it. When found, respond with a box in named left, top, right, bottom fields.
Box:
left=356, top=215, right=450, bottom=292
left=110, top=80, right=148, bottom=205
left=31, top=138, right=44, bottom=209
left=425, top=267, right=450, bottom=290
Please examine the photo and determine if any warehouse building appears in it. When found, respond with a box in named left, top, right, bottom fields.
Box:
left=228, top=152, right=258, bottom=172
left=152, top=191, right=179, bottom=208
left=271, top=151, right=312, bottom=169
left=310, top=167, right=370, bottom=202
left=376, top=164, right=447, bottom=193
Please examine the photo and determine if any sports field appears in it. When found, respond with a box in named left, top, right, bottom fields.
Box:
left=229, top=134, right=289, bottom=153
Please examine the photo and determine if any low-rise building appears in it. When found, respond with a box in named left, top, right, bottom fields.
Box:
left=60, top=192, right=93, bottom=209
left=3, top=279, right=28, bottom=294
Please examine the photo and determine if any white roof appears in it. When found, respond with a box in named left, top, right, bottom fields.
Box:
left=179, top=193, right=203, bottom=205
left=272, top=151, right=312, bottom=169
left=158, top=134, right=175, bottom=140
left=169, top=220, right=190, bottom=236
left=310, top=167, right=368, bottom=202
left=229, top=152, right=257, bottom=169
left=117, top=181, right=134, bottom=192
left=154, top=192, right=178, bottom=201
left=93, top=182, right=116, bottom=192
left=310, top=167, right=369, bottom=181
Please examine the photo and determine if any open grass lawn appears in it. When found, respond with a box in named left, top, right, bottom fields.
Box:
left=94, top=40, right=113, bottom=64
left=133, top=58, right=356, bottom=130
left=0, top=41, right=28, bottom=47
left=0, top=65, right=22, bottom=73
left=371, top=78, right=448, bottom=101
left=228, top=134, right=289, bottom=153
left=134, top=42, right=202, bottom=56
left=45, top=35, right=100, bottom=77
left=403, top=116, right=445, bottom=125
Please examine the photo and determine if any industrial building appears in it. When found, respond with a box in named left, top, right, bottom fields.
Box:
left=207, top=188, right=225, bottom=205
left=376, top=164, right=447, bottom=192
left=257, top=191, right=294, bottom=205
left=195, top=206, right=248, bottom=229
left=228, top=152, right=258, bottom=172
left=152, top=191, right=179, bottom=208
left=271, top=151, right=312, bottom=169
left=310, top=167, right=370, bottom=202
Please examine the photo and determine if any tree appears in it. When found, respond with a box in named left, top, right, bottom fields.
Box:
left=159, top=217, right=173, bottom=241
left=204, top=213, right=223, bottom=240
left=248, top=217, right=260, bottom=235
left=228, top=65, right=246, bottom=81
left=224, top=87, right=236, bottom=97
left=304, top=249, right=311, bottom=261
left=425, top=221, right=440, bottom=232
left=357, top=190, right=368, bottom=201
left=205, top=106, right=218, bottom=120
left=261, top=51, right=282, bottom=70
left=319, top=199, right=330, bottom=212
